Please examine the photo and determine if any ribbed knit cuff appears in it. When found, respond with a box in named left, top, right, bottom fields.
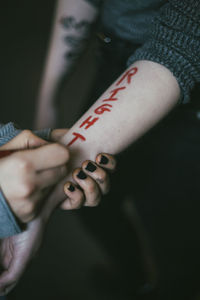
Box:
left=0, top=122, right=52, bottom=146
left=127, top=0, right=200, bottom=104
left=0, top=122, right=22, bottom=146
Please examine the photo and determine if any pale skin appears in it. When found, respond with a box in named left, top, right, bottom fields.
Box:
left=43, top=59, right=180, bottom=216
left=0, top=131, right=69, bottom=223
left=61, top=60, right=180, bottom=161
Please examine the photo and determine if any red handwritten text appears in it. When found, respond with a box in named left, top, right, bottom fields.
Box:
left=80, top=116, right=99, bottom=130
left=67, top=67, right=138, bottom=146
left=103, top=87, right=125, bottom=102
left=94, top=104, right=112, bottom=114
left=67, top=132, right=86, bottom=147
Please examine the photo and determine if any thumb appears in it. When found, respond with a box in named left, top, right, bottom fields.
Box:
left=0, top=130, right=48, bottom=151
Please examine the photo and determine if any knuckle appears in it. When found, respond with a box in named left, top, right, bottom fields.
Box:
left=54, top=144, right=69, bottom=161
left=15, top=157, right=32, bottom=174
left=22, top=129, right=32, bottom=138
left=21, top=201, right=36, bottom=222
left=18, top=181, right=35, bottom=198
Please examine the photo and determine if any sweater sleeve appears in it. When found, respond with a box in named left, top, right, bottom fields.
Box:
left=127, top=0, right=200, bottom=104
left=0, top=122, right=52, bottom=238
left=0, top=122, right=51, bottom=146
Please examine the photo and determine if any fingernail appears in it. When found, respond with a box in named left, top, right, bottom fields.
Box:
left=77, top=170, right=87, bottom=180
left=68, top=184, right=75, bottom=192
left=100, top=155, right=109, bottom=165
left=85, top=162, right=97, bottom=172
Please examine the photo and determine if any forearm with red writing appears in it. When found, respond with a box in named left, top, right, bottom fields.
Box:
left=60, top=60, right=180, bottom=167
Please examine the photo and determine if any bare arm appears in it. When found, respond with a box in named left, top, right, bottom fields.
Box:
left=35, top=0, right=99, bottom=128
left=0, top=59, right=180, bottom=292
left=39, top=59, right=180, bottom=220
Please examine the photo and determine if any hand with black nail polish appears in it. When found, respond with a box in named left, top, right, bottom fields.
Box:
left=62, top=153, right=117, bottom=210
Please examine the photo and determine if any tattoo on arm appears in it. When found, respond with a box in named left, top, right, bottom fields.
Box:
left=60, top=16, right=92, bottom=61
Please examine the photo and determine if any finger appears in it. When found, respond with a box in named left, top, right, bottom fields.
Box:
left=37, top=165, right=68, bottom=189
left=0, top=280, right=17, bottom=296
left=51, top=129, right=69, bottom=143
left=16, top=143, right=70, bottom=171
left=82, top=161, right=110, bottom=195
left=73, top=168, right=101, bottom=207
left=61, top=182, right=85, bottom=210
left=0, top=130, right=48, bottom=151
left=95, top=153, right=117, bottom=172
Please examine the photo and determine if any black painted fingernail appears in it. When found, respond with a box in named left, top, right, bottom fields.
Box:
left=77, top=170, right=87, bottom=180
left=68, top=184, right=75, bottom=192
left=85, top=162, right=97, bottom=172
left=100, top=155, right=109, bottom=165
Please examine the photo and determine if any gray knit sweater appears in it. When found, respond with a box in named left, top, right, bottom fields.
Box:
left=88, top=0, right=200, bottom=103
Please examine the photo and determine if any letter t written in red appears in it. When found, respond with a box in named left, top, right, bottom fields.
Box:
left=67, top=132, right=86, bottom=147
